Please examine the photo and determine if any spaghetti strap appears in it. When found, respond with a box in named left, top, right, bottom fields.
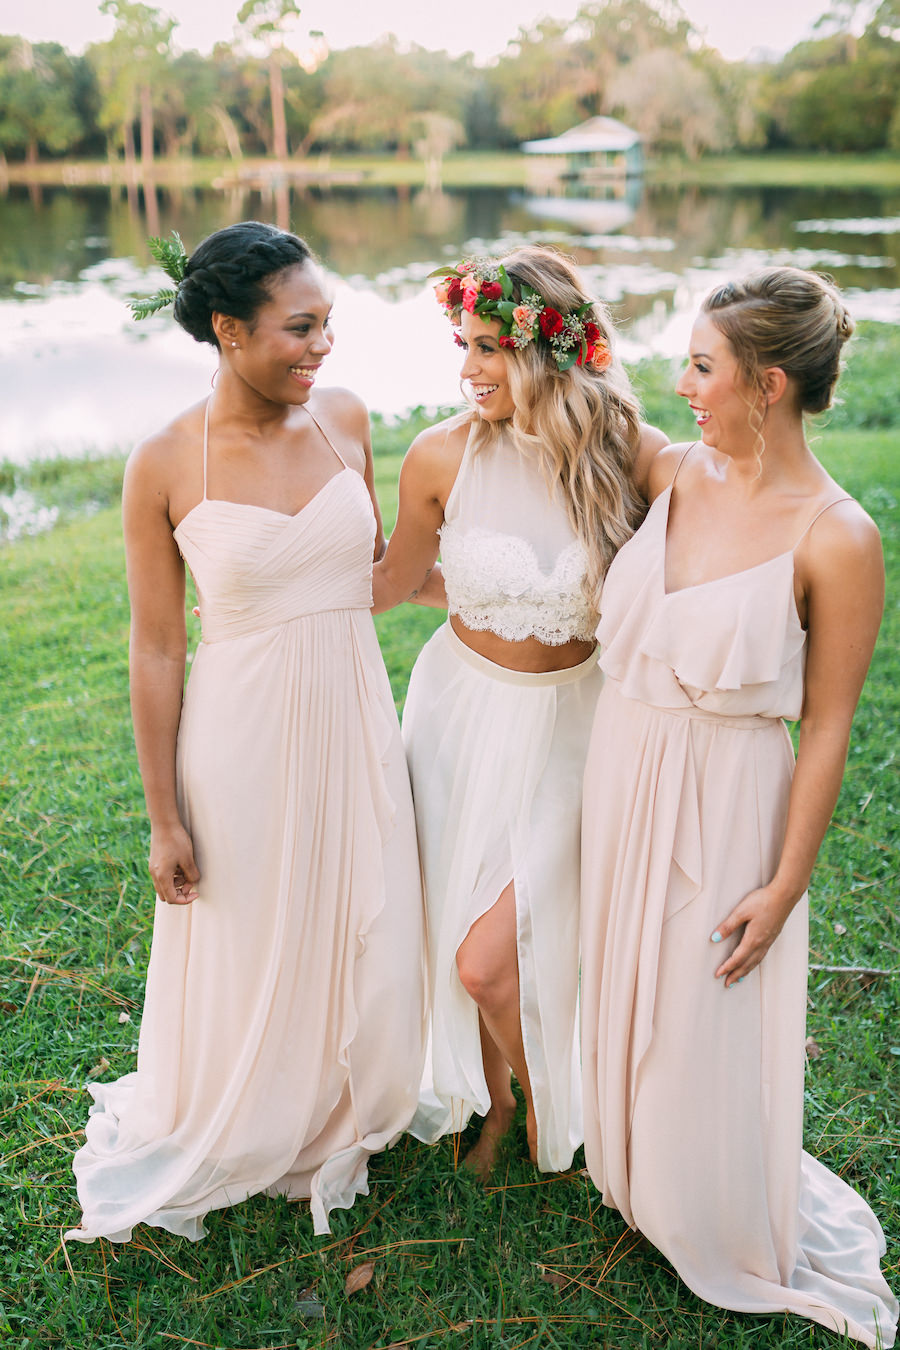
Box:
left=201, top=398, right=210, bottom=501
left=671, top=441, right=698, bottom=487
left=303, top=405, right=350, bottom=469
left=793, top=495, right=853, bottom=549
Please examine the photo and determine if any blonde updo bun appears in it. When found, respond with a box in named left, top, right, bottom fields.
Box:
left=702, top=267, right=855, bottom=414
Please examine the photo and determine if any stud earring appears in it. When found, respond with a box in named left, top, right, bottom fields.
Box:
left=231, top=341, right=238, bottom=348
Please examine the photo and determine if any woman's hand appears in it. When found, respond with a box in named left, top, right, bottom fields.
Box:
left=709, top=884, right=796, bottom=988
left=149, top=822, right=200, bottom=905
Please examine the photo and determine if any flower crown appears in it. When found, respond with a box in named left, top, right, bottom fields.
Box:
left=429, top=257, right=611, bottom=372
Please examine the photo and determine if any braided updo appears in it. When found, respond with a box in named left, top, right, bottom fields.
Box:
left=173, top=221, right=312, bottom=347
left=702, top=267, right=855, bottom=415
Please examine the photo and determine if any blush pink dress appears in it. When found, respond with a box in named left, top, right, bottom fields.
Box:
left=67, top=405, right=426, bottom=1243
left=581, top=464, right=898, bottom=1347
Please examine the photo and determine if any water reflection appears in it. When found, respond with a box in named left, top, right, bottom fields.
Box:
left=1, top=179, right=898, bottom=460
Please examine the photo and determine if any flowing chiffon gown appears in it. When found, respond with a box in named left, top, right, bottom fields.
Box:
left=68, top=406, right=426, bottom=1242
left=581, top=470, right=898, bottom=1347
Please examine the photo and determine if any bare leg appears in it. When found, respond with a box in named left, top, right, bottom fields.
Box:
left=456, top=882, right=537, bottom=1178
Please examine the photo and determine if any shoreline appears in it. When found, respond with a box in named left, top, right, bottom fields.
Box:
left=5, top=150, right=900, bottom=192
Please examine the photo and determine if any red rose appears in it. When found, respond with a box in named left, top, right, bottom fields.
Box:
left=539, top=308, right=564, bottom=337
left=453, top=330, right=464, bottom=347
left=584, top=321, right=601, bottom=343
left=481, top=281, right=503, bottom=300
left=499, top=334, right=516, bottom=348
left=447, top=278, right=463, bottom=306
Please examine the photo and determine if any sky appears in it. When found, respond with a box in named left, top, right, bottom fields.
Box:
left=0, top=0, right=833, bottom=65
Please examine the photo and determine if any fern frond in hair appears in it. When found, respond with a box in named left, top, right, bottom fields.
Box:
left=128, top=287, right=179, bottom=320
left=129, top=231, right=189, bottom=321
left=148, top=231, right=187, bottom=283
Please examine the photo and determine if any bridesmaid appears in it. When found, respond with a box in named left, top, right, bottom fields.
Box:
left=66, top=222, right=426, bottom=1243
left=580, top=267, right=898, bottom=1346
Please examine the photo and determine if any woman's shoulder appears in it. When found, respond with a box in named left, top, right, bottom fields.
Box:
left=126, top=399, right=206, bottom=487
left=407, top=412, right=471, bottom=465
left=639, top=436, right=697, bottom=502
left=802, top=487, right=882, bottom=564
left=401, top=413, right=472, bottom=503
left=308, top=385, right=369, bottom=437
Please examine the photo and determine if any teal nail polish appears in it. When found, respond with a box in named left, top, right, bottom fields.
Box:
left=738, top=977, right=745, bottom=983
left=711, top=930, right=722, bottom=943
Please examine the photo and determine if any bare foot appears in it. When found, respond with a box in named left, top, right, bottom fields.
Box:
left=462, top=1098, right=516, bottom=1182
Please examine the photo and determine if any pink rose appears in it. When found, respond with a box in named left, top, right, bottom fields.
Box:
left=590, top=341, right=612, bottom=372
left=434, top=280, right=451, bottom=305
left=512, top=305, right=532, bottom=330
left=463, top=288, right=478, bottom=313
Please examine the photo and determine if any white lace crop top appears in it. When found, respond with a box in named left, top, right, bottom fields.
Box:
left=440, top=426, right=597, bottom=645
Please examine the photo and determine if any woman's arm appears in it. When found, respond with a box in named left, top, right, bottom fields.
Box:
left=122, top=441, right=200, bottom=905
left=630, top=422, right=672, bottom=501
left=371, top=423, right=460, bottom=614
left=358, top=404, right=386, bottom=562
left=711, top=503, right=885, bottom=986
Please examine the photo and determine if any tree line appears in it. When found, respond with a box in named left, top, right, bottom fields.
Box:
left=2, top=0, right=900, bottom=171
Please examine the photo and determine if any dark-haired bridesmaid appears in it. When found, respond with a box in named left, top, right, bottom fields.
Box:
left=66, top=222, right=427, bottom=1243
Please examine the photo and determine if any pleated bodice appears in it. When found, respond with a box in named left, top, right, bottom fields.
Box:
left=174, top=468, right=375, bottom=645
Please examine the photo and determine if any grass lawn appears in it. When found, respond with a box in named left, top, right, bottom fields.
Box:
left=0, top=397, right=897, bottom=1348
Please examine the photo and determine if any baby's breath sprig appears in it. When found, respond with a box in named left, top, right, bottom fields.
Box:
left=129, top=231, right=189, bottom=321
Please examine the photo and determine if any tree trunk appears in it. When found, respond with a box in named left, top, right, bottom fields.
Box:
left=269, top=51, right=288, bottom=160
left=140, top=83, right=154, bottom=176
left=124, top=117, right=137, bottom=183
left=209, top=103, right=244, bottom=161
left=26, top=139, right=38, bottom=167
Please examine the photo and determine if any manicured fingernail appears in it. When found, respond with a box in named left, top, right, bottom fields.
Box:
left=738, top=977, right=745, bottom=983
left=711, top=931, right=722, bottom=943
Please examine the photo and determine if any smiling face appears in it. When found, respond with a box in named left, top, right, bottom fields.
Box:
left=458, top=310, right=516, bottom=422
left=221, top=261, right=335, bottom=405
left=675, top=313, right=760, bottom=449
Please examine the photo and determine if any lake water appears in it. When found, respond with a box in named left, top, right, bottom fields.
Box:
left=1, top=178, right=899, bottom=462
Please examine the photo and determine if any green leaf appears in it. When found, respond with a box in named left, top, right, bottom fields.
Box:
left=146, top=231, right=187, bottom=284
left=128, top=288, right=177, bottom=321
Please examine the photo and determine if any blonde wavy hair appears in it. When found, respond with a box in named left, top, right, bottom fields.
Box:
left=459, top=245, right=644, bottom=612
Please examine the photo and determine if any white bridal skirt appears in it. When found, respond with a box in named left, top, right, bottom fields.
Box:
left=402, top=622, right=603, bottom=1172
